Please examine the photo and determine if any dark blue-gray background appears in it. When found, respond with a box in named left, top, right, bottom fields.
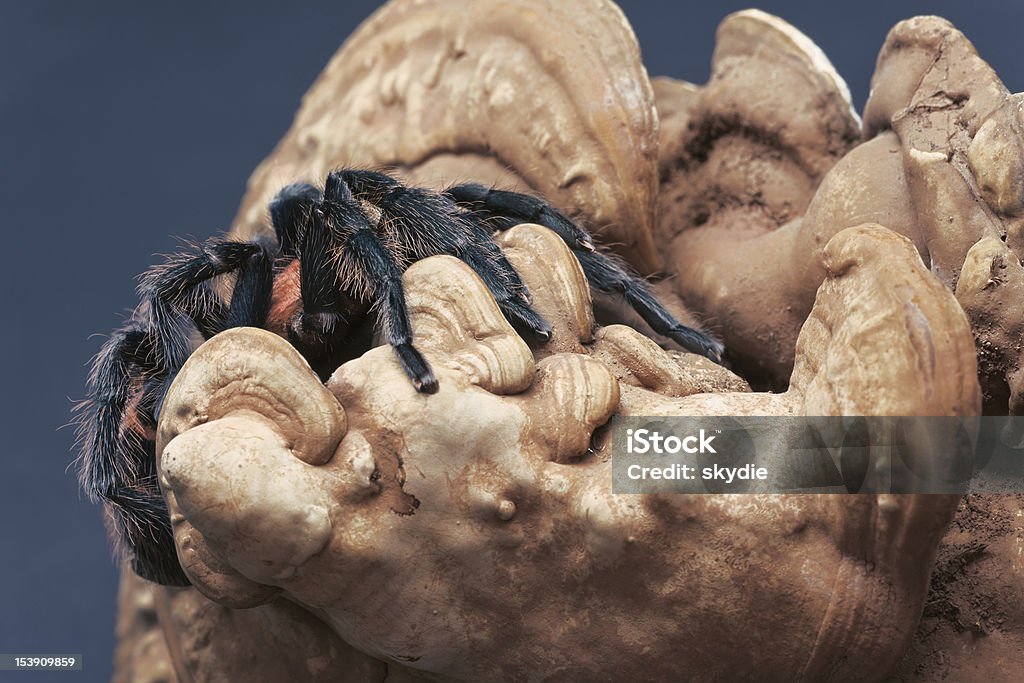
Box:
left=1, top=1, right=1020, bottom=680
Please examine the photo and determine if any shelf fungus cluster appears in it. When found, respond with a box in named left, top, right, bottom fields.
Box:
left=114, top=2, right=1022, bottom=682
left=655, top=12, right=1024, bottom=416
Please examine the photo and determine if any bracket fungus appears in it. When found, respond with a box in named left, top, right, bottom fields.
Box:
left=150, top=223, right=977, bottom=681
left=230, top=0, right=662, bottom=274
left=657, top=12, right=1024, bottom=417
left=110, top=2, right=1024, bottom=682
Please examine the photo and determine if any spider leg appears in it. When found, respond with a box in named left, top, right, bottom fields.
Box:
left=462, top=217, right=533, bottom=304
left=81, top=325, right=153, bottom=497
left=453, top=243, right=552, bottom=342
left=296, top=194, right=350, bottom=338
left=445, top=183, right=596, bottom=252
left=445, top=183, right=724, bottom=362
left=80, top=324, right=190, bottom=585
left=80, top=239, right=278, bottom=586
left=268, top=182, right=373, bottom=379
left=224, top=246, right=273, bottom=329
left=323, top=172, right=438, bottom=392
left=105, top=478, right=187, bottom=586
left=269, top=182, right=322, bottom=257
left=574, top=249, right=724, bottom=362
left=138, top=240, right=275, bottom=370
left=341, top=170, right=551, bottom=342
left=339, top=171, right=529, bottom=297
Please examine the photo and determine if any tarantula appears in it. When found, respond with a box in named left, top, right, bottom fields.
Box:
left=77, top=168, right=724, bottom=586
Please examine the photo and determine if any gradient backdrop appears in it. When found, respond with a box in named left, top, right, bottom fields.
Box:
left=2, top=1, right=1021, bottom=680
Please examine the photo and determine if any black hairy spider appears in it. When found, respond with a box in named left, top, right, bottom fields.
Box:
left=77, top=168, right=724, bottom=586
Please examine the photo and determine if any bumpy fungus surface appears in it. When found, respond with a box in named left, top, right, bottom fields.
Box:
left=657, top=13, right=1024, bottom=415
left=230, top=0, right=663, bottom=273
left=151, top=223, right=977, bottom=681
left=110, top=2, right=1023, bottom=681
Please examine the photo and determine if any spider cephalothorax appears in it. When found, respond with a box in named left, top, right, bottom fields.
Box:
left=77, top=168, right=724, bottom=586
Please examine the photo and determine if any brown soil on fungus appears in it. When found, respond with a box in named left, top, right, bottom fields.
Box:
left=890, top=495, right=1024, bottom=682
